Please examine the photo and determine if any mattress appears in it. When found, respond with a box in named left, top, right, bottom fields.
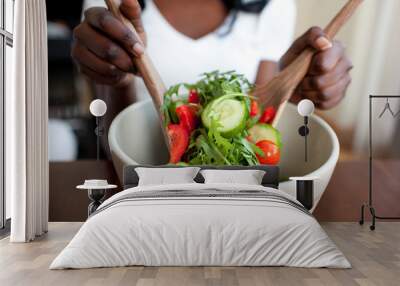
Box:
left=50, top=183, right=350, bottom=269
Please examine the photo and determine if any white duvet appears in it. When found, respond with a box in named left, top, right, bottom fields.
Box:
left=50, top=183, right=350, bottom=269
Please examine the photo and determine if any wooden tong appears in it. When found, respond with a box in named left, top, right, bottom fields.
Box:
left=105, top=0, right=170, bottom=150
left=253, top=0, right=363, bottom=127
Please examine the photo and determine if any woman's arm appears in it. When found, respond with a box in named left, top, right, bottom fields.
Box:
left=72, top=0, right=146, bottom=112
left=255, top=60, right=279, bottom=86
left=72, top=0, right=146, bottom=156
left=72, top=5, right=145, bottom=87
left=255, top=27, right=353, bottom=110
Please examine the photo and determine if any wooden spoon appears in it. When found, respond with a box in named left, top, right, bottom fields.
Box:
left=105, top=0, right=170, bottom=150
left=253, top=0, right=363, bottom=127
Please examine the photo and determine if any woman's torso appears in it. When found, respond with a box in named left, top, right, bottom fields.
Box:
left=83, top=0, right=297, bottom=101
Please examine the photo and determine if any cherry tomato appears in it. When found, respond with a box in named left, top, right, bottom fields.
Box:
left=255, top=140, right=280, bottom=165
left=168, top=124, right=189, bottom=164
left=250, top=100, right=260, bottom=117
left=176, top=105, right=198, bottom=132
left=259, top=106, right=276, bottom=124
left=188, top=89, right=200, bottom=104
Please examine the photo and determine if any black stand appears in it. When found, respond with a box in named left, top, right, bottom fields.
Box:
left=291, top=177, right=315, bottom=210
left=87, top=189, right=106, bottom=216
left=95, top=117, right=105, bottom=161
left=296, top=180, right=314, bottom=210
left=298, top=116, right=310, bottom=162
left=359, top=95, right=400, bottom=230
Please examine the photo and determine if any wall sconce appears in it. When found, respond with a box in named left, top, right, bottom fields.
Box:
left=89, top=99, right=107, bottom=160
left=297, top=99, right=315, bottom=162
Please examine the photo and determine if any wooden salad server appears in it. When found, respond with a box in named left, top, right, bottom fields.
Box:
left=105, top=0, right=170, bottom=150
left=253, top=0, right=363, bottom=127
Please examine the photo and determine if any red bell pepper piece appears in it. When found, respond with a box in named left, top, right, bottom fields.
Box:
left=250, top=100, right=260, bottom=117
left=188, top=89, right=200, bottom=104
left=259, top=106, right=276, bottom=124
left=168, top=124, right=189, bottom=163
left=176, top=105, right=198, bottom=132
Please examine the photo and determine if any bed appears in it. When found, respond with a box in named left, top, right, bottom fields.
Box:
left=50, top=165, right=350, bottom=269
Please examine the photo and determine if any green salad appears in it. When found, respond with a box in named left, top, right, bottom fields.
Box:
left=163, top=71, right=281, bottom=166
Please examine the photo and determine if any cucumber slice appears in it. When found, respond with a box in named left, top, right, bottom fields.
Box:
left=202, top=98, right=248, bottom=137
left=248, top=123, right=282, bottom=148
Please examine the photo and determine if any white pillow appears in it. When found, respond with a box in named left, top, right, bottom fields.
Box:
left=135, top=167, right=200, bottom=186
left=200, top=169, right=266, bottom=185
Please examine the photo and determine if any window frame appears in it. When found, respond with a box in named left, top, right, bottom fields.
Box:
left=0, top=0, right=13, bottom=231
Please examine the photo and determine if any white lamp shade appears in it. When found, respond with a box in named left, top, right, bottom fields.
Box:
left=89, top=99, right=107, bottom=117
left=297, top=99, right=315, bottom=117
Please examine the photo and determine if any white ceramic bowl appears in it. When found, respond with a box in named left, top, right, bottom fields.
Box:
left=109, top=100, right=339, bottom=211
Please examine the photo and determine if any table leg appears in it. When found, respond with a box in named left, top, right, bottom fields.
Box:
left=87, top=189, right=106, bottom=216
left=296, top=180, right=314, bottom=210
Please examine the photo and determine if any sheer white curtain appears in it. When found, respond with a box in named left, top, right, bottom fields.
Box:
left=7, top=0, right=48, bottom=242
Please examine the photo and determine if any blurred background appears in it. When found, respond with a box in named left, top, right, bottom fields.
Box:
left=46, top=0, right=400, bottom=162
left=46, top=1, right=98, bottom=161
left=296, top=0, right=400, bottom=160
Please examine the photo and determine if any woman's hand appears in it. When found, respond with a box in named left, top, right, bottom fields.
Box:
left=280, top=27, right=353, bottom=110
left=71, top=0, right=146, bottom=88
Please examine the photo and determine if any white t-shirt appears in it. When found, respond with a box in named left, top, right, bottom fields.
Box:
left=83, top=0, right=296, bottom=101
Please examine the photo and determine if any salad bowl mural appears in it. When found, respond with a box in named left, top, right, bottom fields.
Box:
left=108, top=71, right=339, bottom=211
left=104, top=0, right=364, bottom=210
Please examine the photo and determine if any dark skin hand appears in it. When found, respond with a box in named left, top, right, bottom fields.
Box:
left=280, top=27, right=353, bottom=110
left=71, top=0, right=352, bottom=114
left=71, top=0, right=145, bottom=89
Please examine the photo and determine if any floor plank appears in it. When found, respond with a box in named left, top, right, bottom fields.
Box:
left=1, top=222, right=400, bottom=286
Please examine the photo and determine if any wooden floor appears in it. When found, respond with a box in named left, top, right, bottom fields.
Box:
left=1, top=222, right=400, bottom=286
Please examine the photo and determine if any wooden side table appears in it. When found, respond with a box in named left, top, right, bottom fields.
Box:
left=77, top=180, right=117, bottom=217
